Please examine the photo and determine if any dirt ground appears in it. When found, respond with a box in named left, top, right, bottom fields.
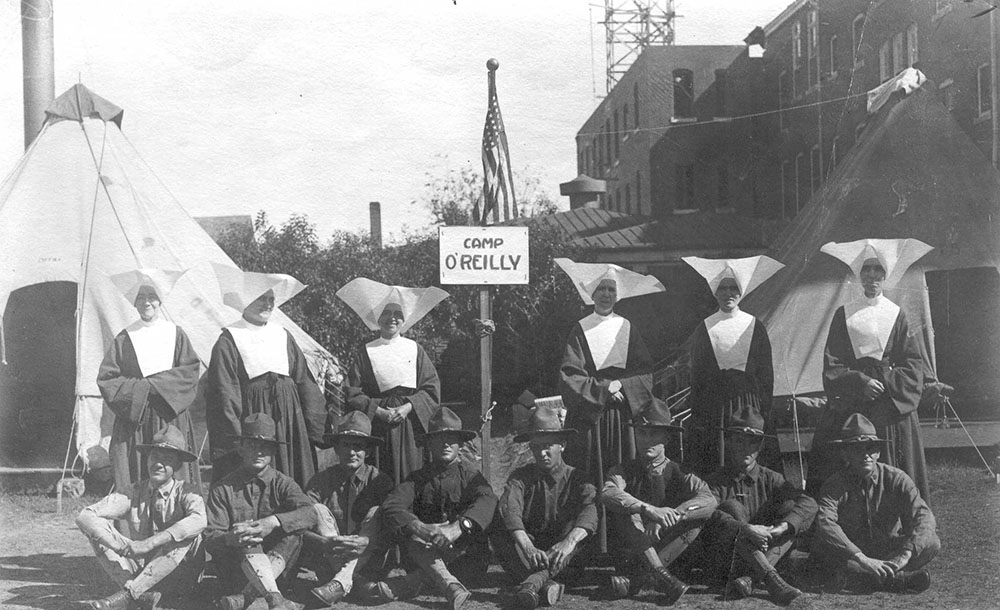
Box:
left=1, top=454, right=998, bottom=610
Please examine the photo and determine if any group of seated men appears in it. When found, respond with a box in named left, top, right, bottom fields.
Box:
left=76, top=400, right=940, bottom=610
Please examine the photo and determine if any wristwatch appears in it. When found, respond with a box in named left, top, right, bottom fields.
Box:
left=459, top=517, right=475, bottom=535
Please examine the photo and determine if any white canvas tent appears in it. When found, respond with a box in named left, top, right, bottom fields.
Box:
left=0, top=84, right=337, bottom=468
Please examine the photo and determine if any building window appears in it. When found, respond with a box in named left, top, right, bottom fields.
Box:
left=636, top=171, right=642, bottom=211
left=795, top=153, right=805, bottom=212
left=808, top=10, right=819, bottom=87
left=623, top=104, right=630, bottom=136
left=672, top=69, right=695, bottom=119
left=778, top=70, right=790, bottom=129
left=852, top=14, right=866, bottom=67
left=810, top=145, right=822, bottom=193
left=606, top=191, right=614, bottom=211
left=907, top=24, right=918, bottom=67
left=616, top=188, right=622, bottom=212
left=829, top=34, right=839, bottom=74
left=892, top=32, right=905, bottom=75
left=717, top=166, right=731, bottom=210
left=675, top=165, right=695, bottom=211
left=604, top=119, right=612, bottom=164
left=613, top=110, right=620, bottom=159
left=879, top=40, right=892, bottom=82
left=780, top=160, right=790, bottom=218
left=715, top=69, right=728, bottom=117
left=578, top=150, right=583, bottom=174
left=633, top=82, right=640, bottom=128
left=625, top=185, right=631, bottom=214
left=978, top=63, right=992, bottom=117
left=793, top=21, right=802, bottom=71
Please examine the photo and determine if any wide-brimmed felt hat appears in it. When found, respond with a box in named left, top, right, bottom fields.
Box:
left=422, top=406, right=477, bottom=442
left=325, top=411, right=383, bottom=446
left=820, top=238, right=933, bottom=289
left=721, top=407, right=775, bottom=439
left=210, top=262, right=306, bottom=313
left=829, top=413, right=888, bottom=445
left=514, top=407, right=577, bottom=443
left=109, top=268, right=187, bottom=304
left=628, top=399, right=683, bottom=432
left=336, top=278, right=450, bottom=335
left=231, top=412, right=286, bottom=445
left=682, top=256, right=784, bottom=296
left=136, top=425, right=198, bottom=462
left=554, top=258, right=665, bottom=305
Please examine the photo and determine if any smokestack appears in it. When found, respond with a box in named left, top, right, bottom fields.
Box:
left=369, top=201, right=382, bottom=249
left=22, top=0, right=55, bottom=150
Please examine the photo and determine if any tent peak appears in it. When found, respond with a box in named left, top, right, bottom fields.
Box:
left=44, top=84, right=124, bottom=128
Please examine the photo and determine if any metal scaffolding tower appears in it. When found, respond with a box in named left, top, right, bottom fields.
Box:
left=602, top=0, right=676, bottom=93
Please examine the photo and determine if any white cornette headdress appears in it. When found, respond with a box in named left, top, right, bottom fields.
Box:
left=109, top=268, right=186, bottom=304
left=336, top=278, right=450, bottom=335
left=681, top=256, right=785, bottom=295
left=820, top=238, right=933, bottom=289
left=554, top=258, right=665, bottom=305
left=210, top=262, right=306, bottom=313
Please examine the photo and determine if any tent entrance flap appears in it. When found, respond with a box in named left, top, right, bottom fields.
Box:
left=0, top=282, right=77, bottom=468
left=925, top=267, right=1000, bottom=421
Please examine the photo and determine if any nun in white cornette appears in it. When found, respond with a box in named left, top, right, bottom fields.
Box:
left=682, top=256, right=784, bottom=476
left=336, top=278, right=448, bottom=487
left=554, top=258, right=665, bottom=485
left=808, top=238, right=932, bottom=499
left=98, top=269, right=202, bottom=490
left=205, top=263, right=327, bottom=488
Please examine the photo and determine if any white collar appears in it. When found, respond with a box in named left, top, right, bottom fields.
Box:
left=366, top=336, right=418, bottom=392
left=580, top=312, right=629, bottom=370
left=844, top=295, right=900, bottom=360
left=227, top=319, right=289, bottom=378
left=704, top=309, right=755, bottom=372
left=125, top=318, right=176, bottom=377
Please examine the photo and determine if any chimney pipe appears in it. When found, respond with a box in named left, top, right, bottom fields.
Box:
left=22, top=0, right=55, bottom=150
left=369, top=202, right=382, bottom=249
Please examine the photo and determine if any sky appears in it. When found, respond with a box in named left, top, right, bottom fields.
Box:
left=0, top=0, right=793, bottom=244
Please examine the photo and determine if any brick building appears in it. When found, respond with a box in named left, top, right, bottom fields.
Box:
left=649, top=0, right=997, bottom=223
left=575, top=45, right=741, bottom=217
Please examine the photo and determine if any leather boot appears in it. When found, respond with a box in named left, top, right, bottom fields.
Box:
left=445, top=582, right=471, bottom=610
left=513, top=581, right=540, bottom=610
left=87, top=590, right=131, bottom=610
left=217, top=593, right=245, bottom=610
left=540, top=580, right=564, bottom=606
left=134, top=591, right=161, bottom=610
left=886, top=569, right=931, bottom=593
left=264, top=592, right=303, bottom=610
left=724, top=576, right=753, bottom=600
left=651, top=566, right=688, bottom=605
left=310, top=580, right=346, bottom=606
left=763, top=569, right=802, bottom=605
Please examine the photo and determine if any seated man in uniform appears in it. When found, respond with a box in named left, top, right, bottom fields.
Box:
left=77, top=425, right=206, bottom=610
left=699, top=409, right=816, bottom=605
left=376, top=407, right=498, bottom=610
left=812, top=413, right=940, bottom=593
left=204, top=413, right=315, bottom=610
left=600, top=400, right=717, bottom=605
left=494, top=407, right=597, bottom=609
left=303, top=411, right=393, bottom=607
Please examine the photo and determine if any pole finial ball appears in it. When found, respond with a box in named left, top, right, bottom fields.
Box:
left=487, top=58, right=499, bottom=71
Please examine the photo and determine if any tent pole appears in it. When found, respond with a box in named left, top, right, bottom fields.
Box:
left=791, top=396, right=805, bottom=489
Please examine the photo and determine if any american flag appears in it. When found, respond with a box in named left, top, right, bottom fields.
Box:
left=480, top=71, right=517, bottom=225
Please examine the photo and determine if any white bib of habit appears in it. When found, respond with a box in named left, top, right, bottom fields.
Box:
left=125, top=319, right=177, bottom=377
left=704, top=309, right=755, bottom=372
left=580, top=312, right=630, bottom=371
left=227, top=319, right=290, bottom=379
left=845, top=295, right=900, bottom=360
left=366, top=336, right=418, bottom=393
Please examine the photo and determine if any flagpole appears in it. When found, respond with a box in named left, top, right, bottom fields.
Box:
left=478, top=58, right=499, bottom=483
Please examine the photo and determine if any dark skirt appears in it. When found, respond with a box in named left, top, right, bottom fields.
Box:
left=372, top=392, right=425, bottom=488
left=110, top=399, right=202, bottom=492
left=240, top=372, right=317, bottom=488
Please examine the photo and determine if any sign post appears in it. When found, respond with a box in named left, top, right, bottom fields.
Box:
left=440, top=226, right=529, bottom=481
